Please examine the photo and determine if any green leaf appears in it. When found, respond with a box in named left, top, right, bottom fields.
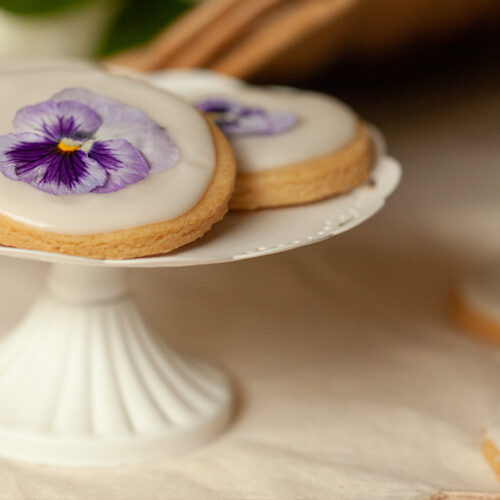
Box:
left=0, top=0, right=101, bottom=15
left=97, top=0, right=192, bottom=57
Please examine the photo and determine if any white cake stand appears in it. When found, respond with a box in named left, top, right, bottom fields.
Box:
left=0, top=139, right=401, bottom=468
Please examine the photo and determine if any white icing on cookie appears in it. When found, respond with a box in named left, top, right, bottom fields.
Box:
left=0, top=68, right=216, bottom=235
left=150, top=69, right=358, bottom=173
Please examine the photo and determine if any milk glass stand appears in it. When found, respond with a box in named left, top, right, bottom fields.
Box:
left=0, top=132, right=401, bottom=467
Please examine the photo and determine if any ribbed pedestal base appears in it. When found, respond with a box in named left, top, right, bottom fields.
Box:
left=0, top=264, right=232, bottom=467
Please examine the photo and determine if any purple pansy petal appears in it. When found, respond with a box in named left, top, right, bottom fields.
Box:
left=224, top=110, right=298, bottom=137
left=88, top=139, right=149, bottom=193
left=13, top=99, right=101, bottom=140
left=0, top=132, right=35, bottom=180
left=196, top=97, right=297, bottom=137
left=220, top=110, right=268, bottom=136
left=0, top=136, right=107, bottom=195
left=197, top=98, right=241, bottom=115
left=96, top=118, right=179, bottom=175
left=53, top=88, right=179, bottom=173
left=35, top=151, right=107, bottom=195
left=54, top=100, right=101, bottom=137
left=260, top=111, right=298, bottom=135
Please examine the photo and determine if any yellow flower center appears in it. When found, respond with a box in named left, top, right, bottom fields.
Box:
left=57, top=141, right=79, bottom=153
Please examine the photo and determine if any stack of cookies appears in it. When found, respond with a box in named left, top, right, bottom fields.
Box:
left=0, top=65, right=374, bottom=259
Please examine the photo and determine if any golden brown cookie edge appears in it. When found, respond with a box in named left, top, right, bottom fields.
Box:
left=229, top=122, right=373, bottom=210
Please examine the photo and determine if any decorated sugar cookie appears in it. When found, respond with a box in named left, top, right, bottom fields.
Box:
left=150, top=70, right=373, bottom=210
left=0, top=68, right=235, bottom=259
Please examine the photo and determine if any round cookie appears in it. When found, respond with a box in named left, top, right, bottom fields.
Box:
left=0, top=68, right=235, bottom=259
left=149, top=69, right=373, bottom=210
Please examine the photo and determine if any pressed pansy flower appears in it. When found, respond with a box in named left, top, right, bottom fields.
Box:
left=0, top=88, right=179, bottom=195
left=196, top=98, right=297, bottom=138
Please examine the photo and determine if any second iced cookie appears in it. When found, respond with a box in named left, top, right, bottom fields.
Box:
left=151, top=70, right=374, bottom=210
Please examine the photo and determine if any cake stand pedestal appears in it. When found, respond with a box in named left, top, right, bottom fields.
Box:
left=0, top=140, right=400, bottom=468
left=0, top=263, right=232, bottom=467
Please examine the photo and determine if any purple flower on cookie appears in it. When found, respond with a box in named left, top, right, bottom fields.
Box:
left=196, top=98, right=297, bottom=137
left=0, top=88, right=179, bottom=195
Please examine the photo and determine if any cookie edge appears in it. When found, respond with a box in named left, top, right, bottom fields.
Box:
left=229, top=122, right=373, bottom=210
